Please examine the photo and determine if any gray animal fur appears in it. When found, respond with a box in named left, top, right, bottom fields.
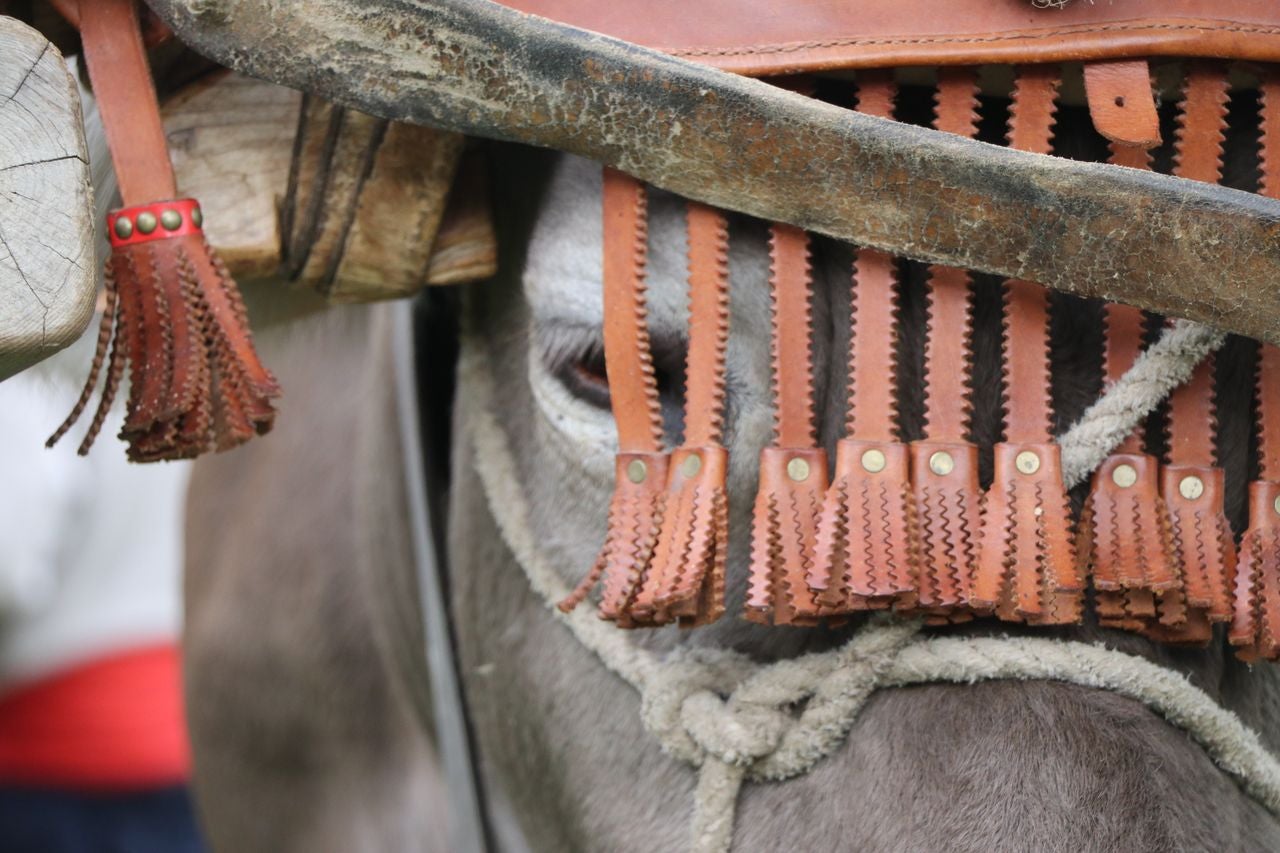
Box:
left=183, top=109, right=1280, bottom=851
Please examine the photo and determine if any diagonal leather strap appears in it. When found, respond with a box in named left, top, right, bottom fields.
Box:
left=1082, top=59, right=1161, bottom=148
left=79, top=0, right=176, bottom=205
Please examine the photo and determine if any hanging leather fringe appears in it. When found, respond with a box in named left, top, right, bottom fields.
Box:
left=630, top=203, right=732, bottom=626
left=971, top=67, right=1082, bottom=625
left=48, top=0, right=277, bottom=460
left=1149, top=62, right=1236, bottom=644
left=1231, top=72, right=1280, bottom=661
left=746, top=224, right=825, bottom=626
left=909, top=67, right=984, bottom=623
left=559, top=168, right=669, bottom=625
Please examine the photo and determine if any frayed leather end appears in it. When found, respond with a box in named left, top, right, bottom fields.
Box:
left=1230, top=480, right=1280, bottom=661
left=49, top=200, right=278, bottom=461
left=910, top=440, right=980, bottom=622
left=746, top=447, right=826, bottom=626
left=1162, top=464, right=1235, bottom=624
left=972, top=442, right=1082, bottom=624
left=631, top=446, right=728, bottom=626
left=811, top=439, right=919, bottom=614
left=559, top=452, right=668, bottom=626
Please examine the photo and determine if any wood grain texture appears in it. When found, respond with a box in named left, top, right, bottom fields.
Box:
left=149, top=0, right=1280, bottom=345
left=164, top=70, right=300, bottom=281
left=0, top=16, right=93, bottom=381
left=166, top=74, right=490, bottom=299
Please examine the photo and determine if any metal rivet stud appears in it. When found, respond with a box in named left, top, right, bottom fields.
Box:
left=136, top=211, right=157, bottom=234
left=626, top=460, right=648, bottom=484
left=191, top=207, right=203, bottom=228
left=861, top=449, right=886, bottom=473
left=1179, top=475, right=1204, bottom=500
left=1111, top=464, right=1138, bottom=488
left=1273, top=495, right=1280, bottom=516
left=1015, top=450, right=1041, bottom=475
left=787, top=457, right=810, bottom=482
left=928, top=451, right=954, bottom=476
left=113, top=217, right=133, bottom=239
left=160, top=209, right=182, bottom=230
left=682, top=454, right=702, bottom=478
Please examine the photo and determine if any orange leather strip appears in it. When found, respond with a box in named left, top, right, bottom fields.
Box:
left=498, top=1, right=1280, bottom=76
left=1104, top=303, right=1148, bottom=455
left=768, top=223, right=816, bottom=449
left=79, top=0, right=177, bottom=205
left=1258, top=73, right=1280, bottom=481
left=1163, top=64, right=1227, bottom=469
left=602, top=168, right=664, bottom=454
left=921, top=67, right=980, bottom=443
left=1083, top=60, right=1161, bottom=148
left=846, top=72, right=900, bottom=443
left=683, top=203, right=730, bottom=448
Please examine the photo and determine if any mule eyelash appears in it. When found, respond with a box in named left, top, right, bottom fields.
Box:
left=539, top=330, right=612, bottom=410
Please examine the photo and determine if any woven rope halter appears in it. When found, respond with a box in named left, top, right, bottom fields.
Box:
left=460, top=319, right=1280, bottom=852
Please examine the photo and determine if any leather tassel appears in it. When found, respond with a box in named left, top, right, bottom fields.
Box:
left=909, top=68, right=984, bottom=623
left=971, top=67, right=1081, bottom=625
left=1232, top=481, right=1280, bottom=661
left=49, top=0, right=277, bottom=459
left=746, top=223, right=824, bottom=626
left=559, top=169, right=669, bottom=624
left=1230, top=73, right=1280, bottom=661
left=808, top=73, right=919, bottom=616
left=1150, top=62, right=1235, bottom=644
left=631, top=203, right=731, bottom=626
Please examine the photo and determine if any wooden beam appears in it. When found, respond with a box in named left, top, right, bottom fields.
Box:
left=148, top=0, right=1280, bottom=344
left=0, top=16, right=93, bottom=381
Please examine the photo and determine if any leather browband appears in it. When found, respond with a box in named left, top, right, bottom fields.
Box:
left=498, top=0, right=1280, bottom=75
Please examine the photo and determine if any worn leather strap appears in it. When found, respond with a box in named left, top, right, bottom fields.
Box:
left=768, top=223, right=816, bottom=449
left=602, top=168, right=663, bottom=454
left=1165, top=63, right=1228, bottom=469
left=1083, top=59, right=1161, bottom=148
left=921, top=67, right=980, bottom=444
left=78, top=0, right=176, bottom=205
left=683, top=202, right=730, bottom=448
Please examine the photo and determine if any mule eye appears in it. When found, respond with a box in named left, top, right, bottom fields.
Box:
left=552, top=342, right=611, bottom=410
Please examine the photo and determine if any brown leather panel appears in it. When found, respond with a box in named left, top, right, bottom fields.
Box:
left=1083, top=60, right=1161, bottom=148
left=768, top=223, right=817, bottom=449
left=499, top=0, right=1280, bottom=75
left=79, top=0, right=176, bottom=204
left=683, top=203, right=731, bottom=448
left=601, top=169, right=664, bottom=454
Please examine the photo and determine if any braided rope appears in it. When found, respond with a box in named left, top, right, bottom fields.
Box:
left=461, top=322, right=1262, bottom=853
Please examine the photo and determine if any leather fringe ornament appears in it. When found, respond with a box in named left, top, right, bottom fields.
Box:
left=971, top=66, right=1082, bottom=625
left=1152, top=63, right=1236, bottom=645
left=808, top=72, right=919, bottom=616
left=1231, top=72, right=1280, bottom=661
left=48, top=0, right=278, bottom=460
left=909, top=67, right=984, bottom=623
left=746, top=224, right=825, bottom=626
left=559, top=169, right=667, bottom=625
left=631, top=202, right=731, bottom=626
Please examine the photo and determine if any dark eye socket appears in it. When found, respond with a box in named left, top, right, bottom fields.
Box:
left=553, top=342, right=611, bottom=410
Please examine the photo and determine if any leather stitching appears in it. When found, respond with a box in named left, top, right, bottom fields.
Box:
left=667, top=21, right=1280, bottom=59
